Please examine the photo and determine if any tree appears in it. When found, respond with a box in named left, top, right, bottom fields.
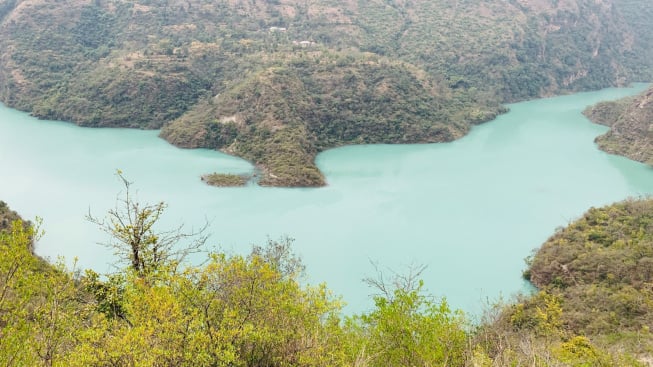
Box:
left=86, top=171, right=209, bottom=276
left=65, top=238, right=345, bottom=367
left=1, top=220, right=86, bottom=367
left=344, top=264, right=468, bottom=367
left=0, top=221, right=40, bottom=366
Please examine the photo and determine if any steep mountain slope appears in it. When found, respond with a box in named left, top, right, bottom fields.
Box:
left=584, top=86, right=653, bottom=164
left=0, top=0, right=652, bottom=185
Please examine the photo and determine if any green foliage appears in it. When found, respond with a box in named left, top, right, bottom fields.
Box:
left=0, top=221, right=40, bottom=366
left=1, top=205, right=346, bottom=366
left=509, top=291, right=563, bottom=336
left=345, top=281, right=468, bottom=367
left=553, top=336, right=611, bottom=367
left=64, top=239, right=346, bottom=367
left=0, top=220, right=89, bottom=366
left=82, top=270, right=127, bottom=321
left=3, top=195, right=653, bottom=365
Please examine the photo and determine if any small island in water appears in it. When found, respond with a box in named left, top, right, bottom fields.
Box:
left=201, top=173, right=250, bottom=187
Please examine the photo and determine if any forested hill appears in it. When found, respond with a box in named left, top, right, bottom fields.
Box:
left=584, top=85, right=653, bottom=165
left=0, top=0, right=652, bottom=185
left=159, top=55, right=501, bottom=186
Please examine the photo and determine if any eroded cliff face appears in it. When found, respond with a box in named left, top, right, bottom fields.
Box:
left=584, top=87, right=653, bottom=165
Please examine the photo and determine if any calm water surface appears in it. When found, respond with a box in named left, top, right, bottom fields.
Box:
left=1, top=84, right=652, bottom=315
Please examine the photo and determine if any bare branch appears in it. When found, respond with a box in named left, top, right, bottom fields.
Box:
left=86, top=171, right=209, bottom=276
left=250, top=236, right=305, bottom=278
left=363, top=260, right=428, bottom=300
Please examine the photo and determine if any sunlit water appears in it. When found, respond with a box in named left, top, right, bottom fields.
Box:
left=1, top=84, right=652, bottom=316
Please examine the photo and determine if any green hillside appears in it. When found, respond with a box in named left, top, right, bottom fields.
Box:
left=512, top=198, right=653, bottom=363
left=160, top=53, right=502, bottom=186
left=584, top=86, right=653, bottom=164
left=0, top=0, right=652, bottom=185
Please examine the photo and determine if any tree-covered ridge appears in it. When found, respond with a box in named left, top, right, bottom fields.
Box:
left=356, top=0, right=649, bottom=100
left=161, top=53, right=502, bottom=186
left=508, top=198, right=653, bottom=363
left=584, top=86, right=653, bottom=165
left=2, top=196, right=653, bottom=365
left=0, top=0, right=652, bottom=186
left=525, top=199, right=653, bottom=332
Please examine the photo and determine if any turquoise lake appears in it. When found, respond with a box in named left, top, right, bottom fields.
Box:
left=1, top=84, right=652, bottom=316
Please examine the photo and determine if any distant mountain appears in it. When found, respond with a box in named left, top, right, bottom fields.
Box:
left=584, top=86, right=653, bottom=165
left=0, top=0, right=652, bottom=185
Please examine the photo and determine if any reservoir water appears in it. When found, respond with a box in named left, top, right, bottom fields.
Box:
left=1, top=84, right=652, bottom=315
